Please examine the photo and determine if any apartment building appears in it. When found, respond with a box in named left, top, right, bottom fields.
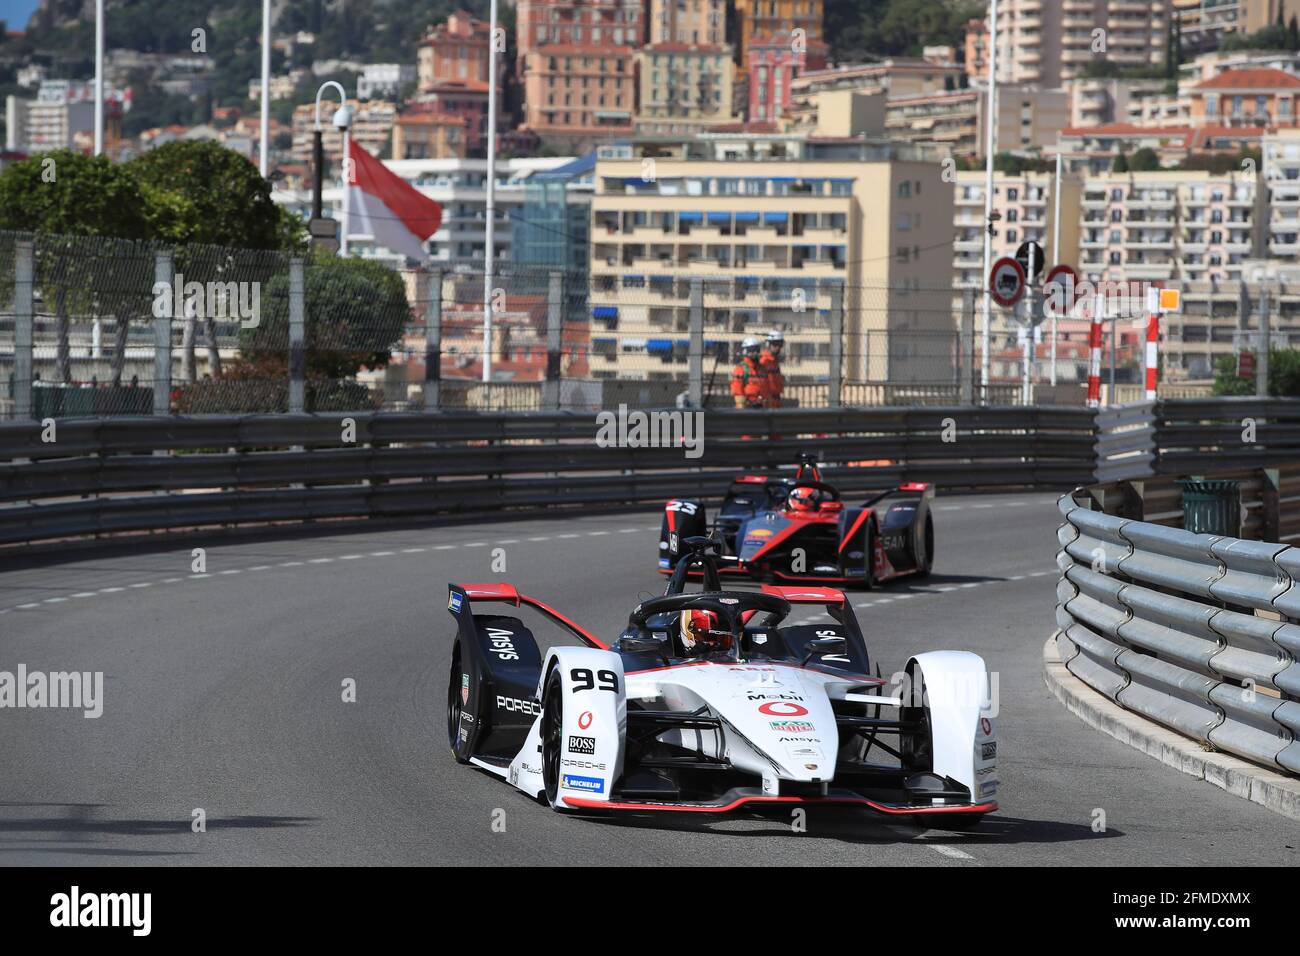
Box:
left=1175, top=0, right=1245, bottom=53
left=1056, top=123, right=1264, bottom=173
left=289, top=100, right=396, bottom=163
left=733, top=0, right=824, bottom=65
left=650, top=0, right=726, bottom=44
left=276, top=156, right=581, bottom=268
left=1078, top=171, right=1256, bottom=288
left=747, top=31, right=828, bottom=125
left=1190, top=67, right=1300, bottom=126
left=391, top=110, right=470, bottom=160
left=1066, top=76, right=1188, bottom=128
left=790, top=59, right=966, bottom=107
left=636, top=44, right=737, bottom=135
left=418, top=10, right=491, bottom=91
left=952, top=170, right=1084, bottom=292
left=587, top=136, right=955, bottom=384
left=885, top=85, right=1068, bottom=158
left=964, top=19, right=990, bottom=80
left=358, top=63, right=416, bottom=101
left=983, top=0, right=1172, bottom=88
left=516, top=0, right=646, bottom=66
left=4, top=80, right=126, bottom=153
left=521, top=44, right=637, bottom=144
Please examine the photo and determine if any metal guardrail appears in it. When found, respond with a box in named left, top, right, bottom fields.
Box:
left=1056, top=493, right=1300, bottom=776
left=0, top=406, right=1097, bottom=547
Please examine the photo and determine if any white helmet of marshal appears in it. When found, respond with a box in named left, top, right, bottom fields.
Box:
left=741, top=336, right=762, bottom=356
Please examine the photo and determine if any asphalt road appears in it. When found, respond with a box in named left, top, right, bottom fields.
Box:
left=1, top=493, right=1296, bottom=866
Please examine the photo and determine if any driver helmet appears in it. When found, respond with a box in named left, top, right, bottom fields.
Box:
left=788, top=486, right=823, bottom=512
left=679, top=608, right=732, bottom=655
left=741, top=336, right=762, bottom=359
left=765, top=330, right=784, bottom=352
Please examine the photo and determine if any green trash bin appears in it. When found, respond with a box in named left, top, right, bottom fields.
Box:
left=1178, top=479, right=1241, bottom=536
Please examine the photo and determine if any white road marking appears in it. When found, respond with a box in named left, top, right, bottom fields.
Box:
left=308, top=558, right=333, bottom=564
left=44, top=597, right=67, bottom=604
left=496, top=540, right=519, bottom=545
left=16, top=603, right=39, bottom=609
left=434, top=545, right=455, bottom=551
left=527, top=536, right=550, bottom=542
left=99, top=587, right=125, bottom=593
left=219, top=569, right=242, bottom=575
left=926, top=843, right=974, bottom=860
left=338, top=555, right=363, bottom=561
left=278, top=561, right=303, bottom=568
left=587, top=531, right=610, bottom=536
left=72, top=592, right=96, bottom=599
left=370, top=551, right=395, bottom=557
left=400, top=548, right=426, bottom=554
left=129, top=582, right=152, bottom=589
left=248, top=565, right=272, bottom=571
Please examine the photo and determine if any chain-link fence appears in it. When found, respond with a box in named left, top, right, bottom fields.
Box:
left=2, top=229, right=1098, bottom=418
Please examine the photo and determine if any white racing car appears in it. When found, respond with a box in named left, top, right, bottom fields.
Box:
left=446, top=537, right=999, bottom=827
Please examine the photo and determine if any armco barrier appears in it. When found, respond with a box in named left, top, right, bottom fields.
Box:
left=1057, top=492, right=1300, bottom=775
left=0, top=405, right=1097, bottom=548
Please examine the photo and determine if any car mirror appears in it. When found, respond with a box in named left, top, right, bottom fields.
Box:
left=621, top=635, right=668, bottom=659
left=802, top=636, right=847, bottom=664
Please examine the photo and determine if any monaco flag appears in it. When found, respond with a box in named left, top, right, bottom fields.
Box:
left=345, top=138, right=442, bottom=261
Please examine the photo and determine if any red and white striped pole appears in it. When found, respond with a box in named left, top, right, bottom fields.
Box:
left=1144, top=310, right=1159, bottom=401
left=1086, top=291, right=1103, bottom=408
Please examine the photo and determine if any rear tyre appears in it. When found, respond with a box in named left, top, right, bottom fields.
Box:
left=859, top=523, right=878, bottom=590
left=447, top=644, right=471, bottom=764
left=540, top=669, right=569, bottom=811
left=915, top=514, right=934, bottom=579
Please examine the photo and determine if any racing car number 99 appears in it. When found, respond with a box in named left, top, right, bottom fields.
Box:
left=571, top=668, right=620, bottom=693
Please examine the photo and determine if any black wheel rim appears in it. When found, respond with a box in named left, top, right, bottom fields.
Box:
left=542, top=676, right=562, bottom=805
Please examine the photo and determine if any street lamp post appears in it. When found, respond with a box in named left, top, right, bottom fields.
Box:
left=260, top=0, right=271, bottom=176
left=313, top=82, right=349, bottom=250
left=93, top=0, right=104, bottom=156
left=482, top=0, right=501, bottom=384
left=980, top=0, right=999, bottom=400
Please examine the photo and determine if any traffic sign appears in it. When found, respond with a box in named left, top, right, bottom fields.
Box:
left=1044, top=264, right=1079, bottom=320
left=1145, top=287, right=1181, bottom=313
left=1045, top=264, right=1078, bottom=297
left=1239, top=351, right=1256, bottom=379
left=309, top=217, right=338, bottom=239
left=989, top=256, right=1026, bottom=308
left=1015, top=240, right=1045, bottom=281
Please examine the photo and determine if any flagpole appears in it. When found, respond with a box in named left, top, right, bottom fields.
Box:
left=482, top=0, right=500, bottom=384
left=93, top=0, right=104, bottom=156
left=980, top=0, right=998, bottom=400
left=260, top=0, right=271, bottom=176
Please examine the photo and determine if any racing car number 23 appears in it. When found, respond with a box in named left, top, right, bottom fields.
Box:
left=570, top=668, right=619, bottom=693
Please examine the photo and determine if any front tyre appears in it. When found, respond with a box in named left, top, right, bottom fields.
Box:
left=540, top=668, right=571, bottom=811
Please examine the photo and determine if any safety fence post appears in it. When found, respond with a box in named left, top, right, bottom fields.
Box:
left=153, top=249, right=173, bottom=416
left=689, top=279, right=704, bottom=408
left=13, top=239, right=33, bottom=420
